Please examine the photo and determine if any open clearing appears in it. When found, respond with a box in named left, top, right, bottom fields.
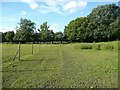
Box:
left=2, top=41, right=118, bottom=88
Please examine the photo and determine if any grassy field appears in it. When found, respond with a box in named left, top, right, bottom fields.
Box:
left=1, top=41, right=118, bottom=88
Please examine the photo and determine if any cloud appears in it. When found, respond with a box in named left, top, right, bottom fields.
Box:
left=21, top=11, right=27, bottom=15
left=1, top=0, right=119, bottom=2
left=37, top=0, right=63, bottom=14
left=21, top=0, right=38, bottom=9
left=38, top=0, right=87, bottom=14
left=20, top=0, right=87, bottom=14
left=37, top=5, right=51, bottom=14
left=63, top=1, right=87, bottom=14
left=63, top=1, right=77, bottom=13
left=0, top=26, right=16, bottom=33
left=0, top=16, right=14, bottom=21
left=49, top=23, right=59, bottom=32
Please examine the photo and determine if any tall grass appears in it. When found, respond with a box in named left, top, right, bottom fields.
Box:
left=73, top=41, right=118, bottom=50
left=2, top=41, right=118, bottom=88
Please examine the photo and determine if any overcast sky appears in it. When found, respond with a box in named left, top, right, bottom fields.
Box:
left=0, top=0, right=119, bottom=33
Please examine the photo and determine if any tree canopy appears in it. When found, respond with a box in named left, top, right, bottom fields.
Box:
left=38, top=22, right=54, bottom=42
left=14, top=18, right=36, bottom=42
left=64, top=4, right=120, bottom=42
left=2, top=4, right=120, bottom=43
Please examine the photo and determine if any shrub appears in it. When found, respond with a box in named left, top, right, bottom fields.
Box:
left=96, top=44, right=101, bottom=50
left=105, top=44, right=114, bottom=50
left=81, top=44, right=92, bottom=49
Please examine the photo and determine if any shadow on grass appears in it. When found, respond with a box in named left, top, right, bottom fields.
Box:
left=2, top=68, right=58, bottom=72
left=20, top=59, right=43, bottom=61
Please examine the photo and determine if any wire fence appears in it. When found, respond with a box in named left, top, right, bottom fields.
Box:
left=2, top=42, right=41, bottom=62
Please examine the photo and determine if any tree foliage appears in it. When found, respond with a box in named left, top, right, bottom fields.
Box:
left=55, top=32, right=63, bottom=41
left=64, top=4, right=120, bottom=42
left=38, top=22, right=54, bottom=42
left=14, top=18, right=36, bottom=41
left=5, top=31, right=14, bottom=42
left=2, top=4, right=120, bottom=43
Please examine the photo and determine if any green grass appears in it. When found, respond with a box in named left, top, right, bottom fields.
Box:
left=2, top=41, right=118, bottom=88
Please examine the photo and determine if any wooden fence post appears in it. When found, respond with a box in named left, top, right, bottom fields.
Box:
left=39, top=42, right=40, bottom=51
left=32, top=42, right=33, bottom=54
left=18, top=42, right=20, bottom=60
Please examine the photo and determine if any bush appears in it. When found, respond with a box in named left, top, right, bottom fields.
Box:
left=105, top=44, right=114, bottom=50
left=92, top=44, right=101, bottom=50
left=96, top=44, right=101, bottom=50
left=81, top=44, right=92, bottom=49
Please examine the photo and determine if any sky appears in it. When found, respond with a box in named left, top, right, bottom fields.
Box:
left=0, top=0, right=119, bottom=33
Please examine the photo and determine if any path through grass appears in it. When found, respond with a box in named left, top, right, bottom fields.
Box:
left=2, top=42, right=118, bottom=88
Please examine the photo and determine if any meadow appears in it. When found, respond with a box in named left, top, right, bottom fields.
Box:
left=1, top=41, right=118, bottom=88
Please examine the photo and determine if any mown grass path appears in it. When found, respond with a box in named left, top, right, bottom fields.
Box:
left=2, top=42, right=118, bottom=88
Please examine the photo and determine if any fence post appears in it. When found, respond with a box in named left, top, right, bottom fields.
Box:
left=18, top=42, right=20, bottom=60
left=32, top=42, right=33, bottom=54
left=39, top=41, right=40, bottom=52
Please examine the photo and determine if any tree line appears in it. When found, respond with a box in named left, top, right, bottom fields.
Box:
left=2, top=21, right=65, bottom=43
left=1, top=4, right=120, bottom=43
left=64, top=4, right=120, bottom=42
